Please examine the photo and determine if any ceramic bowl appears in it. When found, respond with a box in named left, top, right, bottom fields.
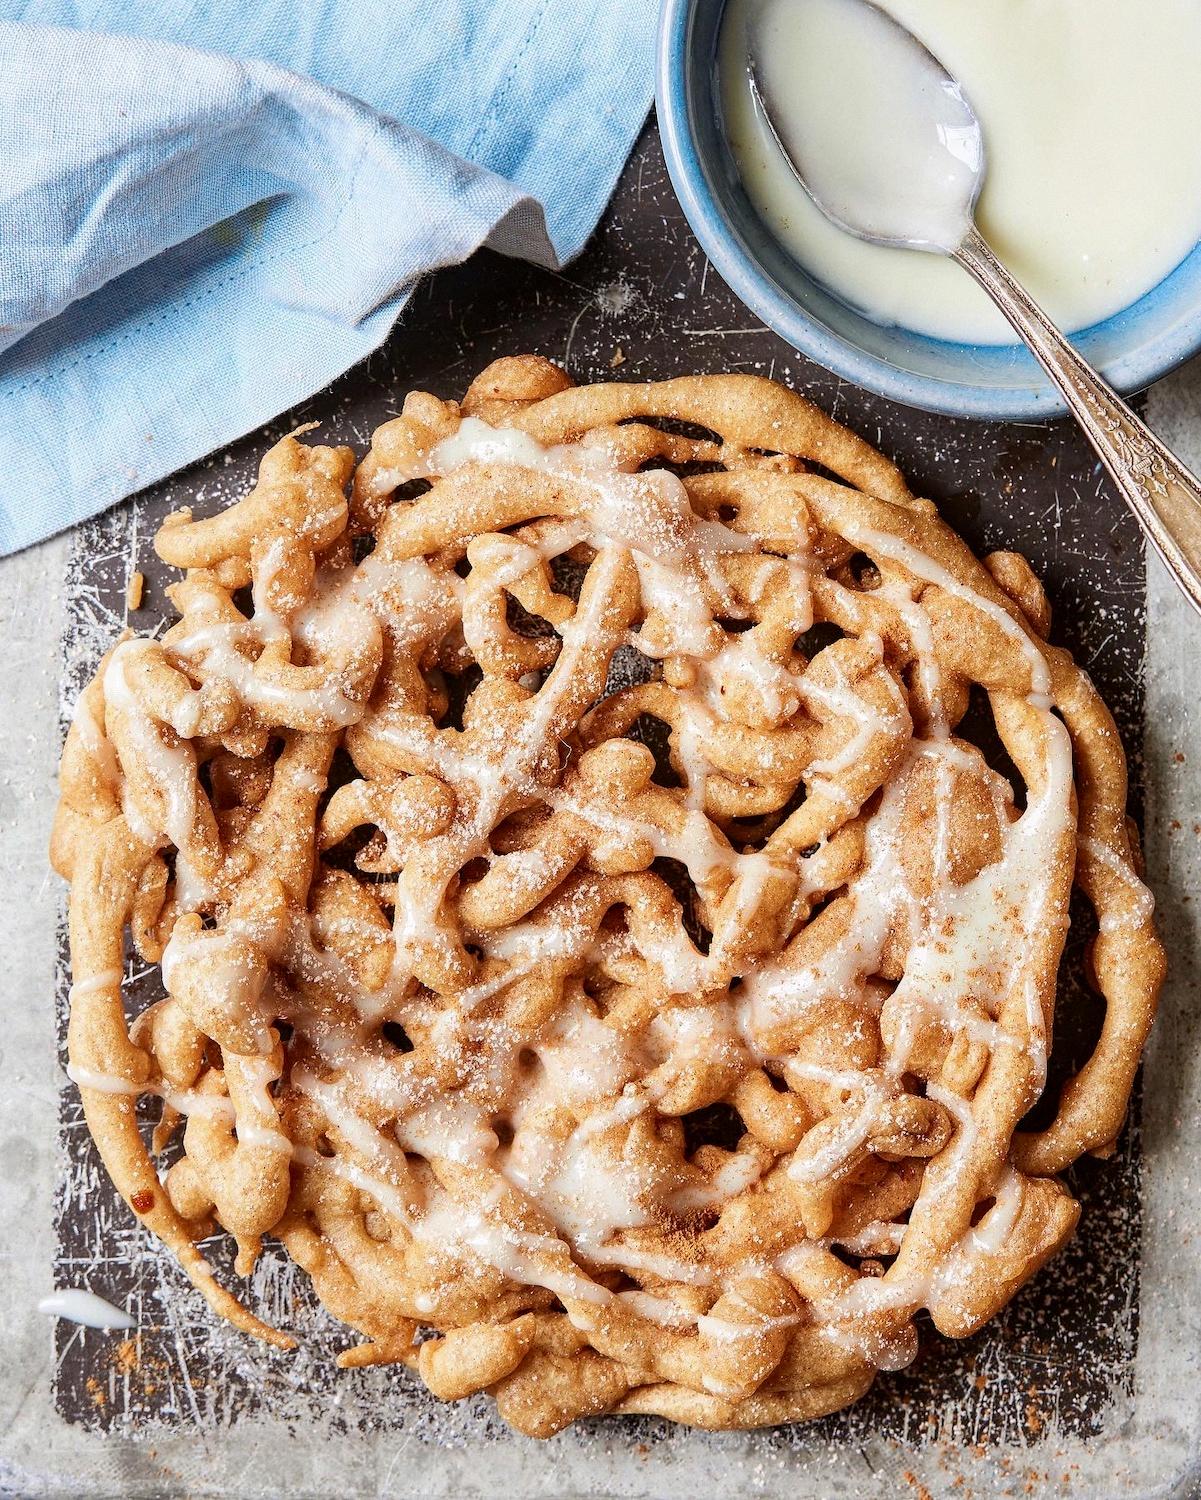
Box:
left=656, top=0, right=1201, bottom=420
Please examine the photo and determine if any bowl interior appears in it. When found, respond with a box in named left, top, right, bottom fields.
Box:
left=671, top=0, right=1201, bottom=417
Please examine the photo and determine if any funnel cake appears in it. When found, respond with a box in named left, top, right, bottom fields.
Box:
left=51, top=357, right=1164, bottom=1436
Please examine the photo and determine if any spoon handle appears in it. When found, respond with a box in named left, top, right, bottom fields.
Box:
left=954, top=225, right=1201, bottom=616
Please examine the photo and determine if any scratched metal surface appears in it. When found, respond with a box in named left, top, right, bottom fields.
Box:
left=52, top=120, right=1147, bottom=1457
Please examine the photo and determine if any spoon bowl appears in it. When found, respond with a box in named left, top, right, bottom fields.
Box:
left=748, top=0, right=984, bottom=254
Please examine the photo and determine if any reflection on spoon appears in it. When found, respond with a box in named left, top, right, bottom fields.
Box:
left=746, top=0, right=1201, bottom=621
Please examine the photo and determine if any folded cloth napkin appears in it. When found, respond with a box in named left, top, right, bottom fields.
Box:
left=0, top=2, right=656, bottom=555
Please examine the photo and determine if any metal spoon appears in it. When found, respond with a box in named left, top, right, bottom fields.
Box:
left=748, top=0, right=1201, bottom=617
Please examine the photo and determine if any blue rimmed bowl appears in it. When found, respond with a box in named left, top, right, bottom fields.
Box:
left=656, top=0, right=1201, bottom=421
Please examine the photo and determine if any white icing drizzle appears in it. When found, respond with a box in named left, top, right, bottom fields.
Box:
left=800, top=639, right=908, bottom=804
left=1080, top=835, right=1156, bottom=932
left=38, top=1290, right=136, bottom=1331
left=70, top=692, right=121, bottom=787
left=231, top=1054, right=293, bottom=1154
left=884, top=578, right=949, bottom=736
left=66, top=1062, right=237, bottom=1122
left=68, top=969, right=122, bottom=1002
left=845, top=521, right=1053, bottom=700
left=170, top=615, right=363, bottom=728
left=102, top=640, right=203, bottom=856
left=430, top=417, right=758, bottom=664
left=160, top=919, right=274, bottom=1055
left=967, top=1165, right=1025, bottom=1255
left=249, top=534, right=294, bottom=641
left=830, top=1220, right=906, bottom=1257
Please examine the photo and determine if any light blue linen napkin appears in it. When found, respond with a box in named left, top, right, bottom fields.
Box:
left=0, top=3, right=656, bottom=555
